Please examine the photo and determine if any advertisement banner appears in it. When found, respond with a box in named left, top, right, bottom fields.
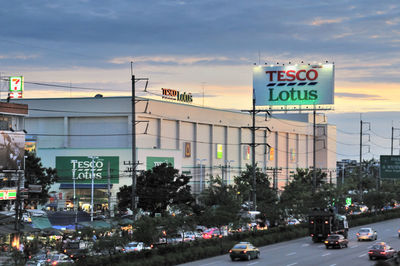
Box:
left=0, top=131, right=25, bottom=171
left=146, top=156, right=174, bottom=170
left=56, top=156, right=119, bottom=184
left=253, top=64, right=334, bottom=106
left=0, top=189, right=16, bottom=200
left=380, top=155, right=400, bottom=179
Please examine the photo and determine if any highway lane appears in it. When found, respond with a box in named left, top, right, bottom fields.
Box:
left=180, top=218, right=400, bottom=266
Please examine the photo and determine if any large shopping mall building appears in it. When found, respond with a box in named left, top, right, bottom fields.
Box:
left=9, top=96, right=336, bottom=212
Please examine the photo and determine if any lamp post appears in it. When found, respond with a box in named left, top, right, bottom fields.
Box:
left=88, top=156, right=98, bottom=222
left=225, top=160, right=234, bottom=185
left=71, top=160, right=78, bottom=230
left=196, top=159, right=207, bottom=193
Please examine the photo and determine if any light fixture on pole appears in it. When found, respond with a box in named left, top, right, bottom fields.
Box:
left=196, top=159, right=207, bottom=193
left=88, top=156, right=98, bottom=222
left=225, top=160, right=234, bottom=185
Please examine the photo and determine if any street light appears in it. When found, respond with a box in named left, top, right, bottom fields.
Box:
left=225, top=160, right=234, bottom=185
left=196, top=159, right=207, bottom=193
left=88, top=156, right=98, bottom=222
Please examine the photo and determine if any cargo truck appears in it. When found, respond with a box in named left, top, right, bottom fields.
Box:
left=308, top=208, right=348, bottom=243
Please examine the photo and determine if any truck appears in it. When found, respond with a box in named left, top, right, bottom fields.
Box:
left=308, top=208, right=348, bottom=243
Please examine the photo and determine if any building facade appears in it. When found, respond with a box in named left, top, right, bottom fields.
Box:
left=11, top=96, right=336, bottom=212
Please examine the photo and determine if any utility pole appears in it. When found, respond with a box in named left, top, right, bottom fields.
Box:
left=89, top=156, right=98, bottom=222
left=131, top=66, right=137, bottom=220
left=107, top=161, right=111, bottom=218
left=14, top=170, right=22, bottom=232
left=391, top=126, right=400, bottom=156
left=359, top=117, right=370, bottom=197
left=312, top=109, right=316, bottom=195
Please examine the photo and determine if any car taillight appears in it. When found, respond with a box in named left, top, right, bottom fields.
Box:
left=380, top=251, right=386, bottom=255
left=368, top=251, right=373, bottom=254
left=243, top=250, right=247, bottom=253
left=335, top=242, right=338, bottom=244
left=368, top=233, right=372, bottom=236
left=356, top=233, right=359, bottom=236
left=52, top=262, right=58, bottom=266
left=325, top=221, right=328, bottom=224
left=229, top=250, right=232, bottom=253
left=311, top=234, right=314, bottom=237
left=324, top=241, right=328, bottom=244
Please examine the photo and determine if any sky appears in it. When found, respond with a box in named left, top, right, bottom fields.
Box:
left=1, top=0, right=400, bottom=161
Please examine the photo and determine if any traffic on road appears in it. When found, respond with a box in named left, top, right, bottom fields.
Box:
left=180, top=218, right=400, bottom=266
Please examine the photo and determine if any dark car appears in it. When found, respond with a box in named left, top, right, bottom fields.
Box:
left=324, top=234, right=348, bottom=249
left=229, top=242, right=260, bottom=261
left=368, top=242, right=396, bottom=260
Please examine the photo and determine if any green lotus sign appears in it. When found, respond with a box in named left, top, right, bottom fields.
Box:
left=56, top=156, right=119, bottom=184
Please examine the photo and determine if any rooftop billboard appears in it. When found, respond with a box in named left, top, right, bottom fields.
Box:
left=253, top=64, right=334, bottom=106
left=0, top=131, right=25, bottom=171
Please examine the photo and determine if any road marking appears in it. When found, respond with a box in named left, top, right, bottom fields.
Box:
left=329, top=264, right=336, bottom=266
left=358, top=254, right=367, bottom=258
left=301, top=243, right=310, bottom=247
left=286, top=252, right=296, bottom=256
left=351, top=245, right=359, bottom=249
left=287, top=263, right=298, bottom=266
left=247, top=262, right=259, bottom=266
left=200, top=262, right=217, bottom=266
left=322, top=253, right=331, bottom=257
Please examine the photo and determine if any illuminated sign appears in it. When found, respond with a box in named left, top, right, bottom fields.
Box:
left=146, top=156, right=174, bottom=170
left=0, top=189, right=17, bottom=200
left=56, top=156, right=119, bottom=184
left=217, top=144, right=223, bottom=159
left=346, top=197, right=352, bottom=206
left=243, top=145, right=250, bottom=160
left=269, top=147, right=275, bottom=161
left=9, top=76, right=24, bottom=99
left=253, top=64, right=334, bottom=106
left=290, top=148, right=296, bottom=163
left=162, top=88, right=193, bottom=103
left=184, top=142, right=191, bottom=157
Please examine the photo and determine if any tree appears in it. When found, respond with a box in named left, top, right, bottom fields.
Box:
left=24, top=152, right=58, bottom=206
left=132, top=216, right=160, bottom=246
left=198, top=176, right=241, bottom=234
left=279, top=168, right=328, bottom=220
left=234, top=164, right=279, bottom=226
left=117, top=163, right=194, bottom=215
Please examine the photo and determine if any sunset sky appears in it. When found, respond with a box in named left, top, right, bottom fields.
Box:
left=1, top=0, right=400, bottom=160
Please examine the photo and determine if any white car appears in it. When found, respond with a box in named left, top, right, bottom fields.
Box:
left=287, top=218, right=300, bottom=225
left=121, top=242, right=151, bottom=253
left=357, top=228, right=377, bottom=241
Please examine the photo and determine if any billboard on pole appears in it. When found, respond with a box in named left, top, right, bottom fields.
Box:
left=253, top=64, right=334, bottom=106
left=0, top=131, right=25, bottom=171
left=380, top=155, right=400, bottom=179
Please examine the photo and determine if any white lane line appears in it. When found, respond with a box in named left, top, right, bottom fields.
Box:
left=287, top=263, right=298, bottom=266
left=358, top=254, right=367, bottom=258
left=200, top=262, right=217, bottom=266
left=301, top=243, right=310, bottom=247
left=247, top=262, right=259, bottom=266
left=329, top=264, right=337, bottom=266
left=286, top=252, right=296, bottom=256
left=351, top=245, right=359, bottom=249
left=322, top=253, right=331, bottom=257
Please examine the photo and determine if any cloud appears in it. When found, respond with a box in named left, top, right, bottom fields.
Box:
left=108, top=55, right=232, bottom=65
left=335, top=92, right=384, bottom=100
left=309, top=17, right=346, bottom=26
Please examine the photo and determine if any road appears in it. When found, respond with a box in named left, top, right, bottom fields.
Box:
left=180, top=218, right=400, bottom=266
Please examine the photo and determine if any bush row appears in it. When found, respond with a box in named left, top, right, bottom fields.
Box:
left=82, top=209, right=400, bottom=266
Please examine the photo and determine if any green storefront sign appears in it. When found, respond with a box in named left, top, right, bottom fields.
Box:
left=380, top=155, right=400, bottom=179
left=56, top=156, right=119, bottom=184
left=146, top=157, right=174, bottom=170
